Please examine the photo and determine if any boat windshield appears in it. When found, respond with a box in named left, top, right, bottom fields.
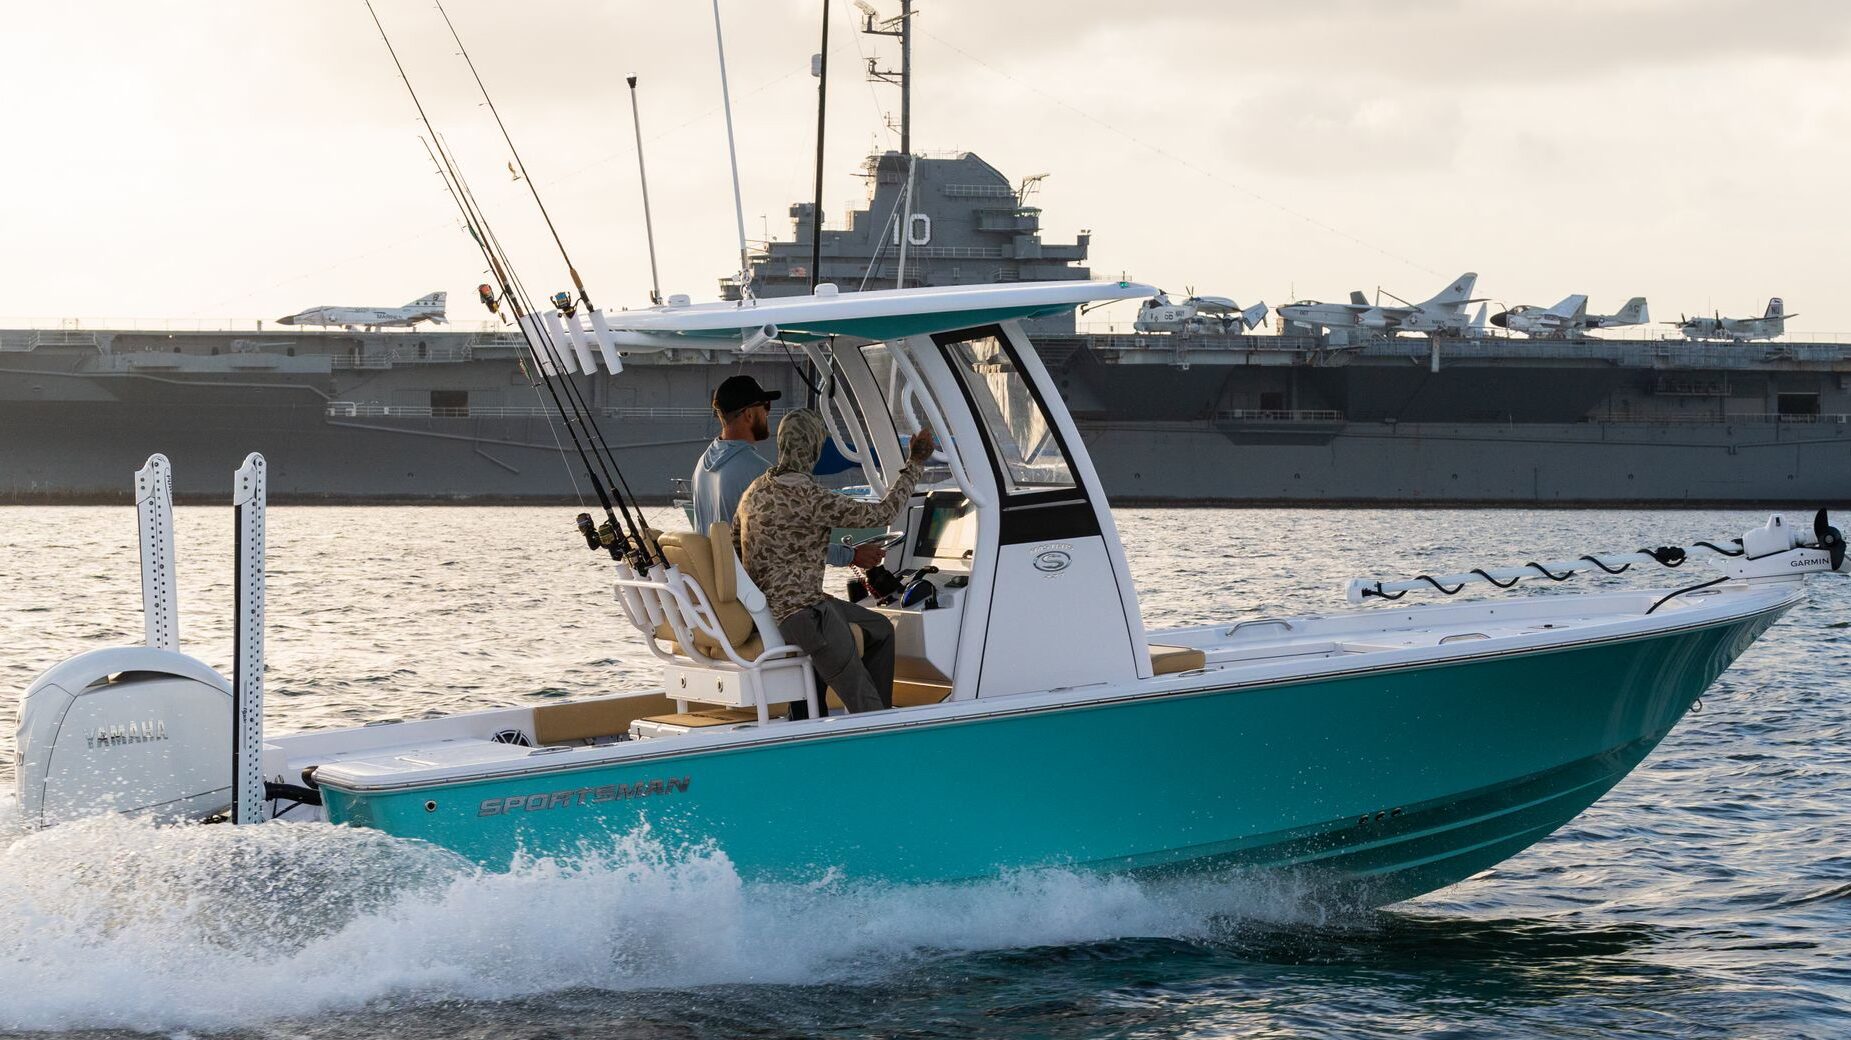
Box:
left=939, top=330, right=1074, bottom=492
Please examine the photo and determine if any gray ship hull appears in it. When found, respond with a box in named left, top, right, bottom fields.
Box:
left=7, top=390, right=1845, bottom=507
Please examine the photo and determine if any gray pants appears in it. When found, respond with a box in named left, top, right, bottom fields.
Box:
left=778, top=597, right=895, bottom=714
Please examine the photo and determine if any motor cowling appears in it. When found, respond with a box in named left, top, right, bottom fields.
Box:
left=15, top=647, right=233, bottom=831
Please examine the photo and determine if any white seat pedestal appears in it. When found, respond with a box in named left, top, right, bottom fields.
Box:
left=664, top=652, right=815, bottom=722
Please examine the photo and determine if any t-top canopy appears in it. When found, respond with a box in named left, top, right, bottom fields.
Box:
left=613, top=280, right=1153, bottom=344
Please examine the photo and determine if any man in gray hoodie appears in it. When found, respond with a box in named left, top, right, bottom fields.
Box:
left=691, top=375, right=874, bottom=571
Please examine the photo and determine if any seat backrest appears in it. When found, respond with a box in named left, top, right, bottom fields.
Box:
left=654, top=523, right=758, bottom=660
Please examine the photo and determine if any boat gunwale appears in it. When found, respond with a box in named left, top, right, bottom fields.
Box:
left=306, top=582, right=1801, bottom=796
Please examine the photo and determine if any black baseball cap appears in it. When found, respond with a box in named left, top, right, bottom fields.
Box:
left=713, top=375, right=781, bottom=415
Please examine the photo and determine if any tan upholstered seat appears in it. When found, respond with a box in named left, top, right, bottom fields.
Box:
left=1149, top=643, right=1207, bottom=675
left=654, top=522, right=762, bottom=662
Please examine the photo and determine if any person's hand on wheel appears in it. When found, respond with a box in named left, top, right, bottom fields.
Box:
left=908, top=424, right=936, bottom=465
left=852, top=542, right=885, bottom=569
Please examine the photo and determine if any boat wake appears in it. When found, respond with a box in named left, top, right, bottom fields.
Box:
left=0, top=794, right=1347, bottom=1032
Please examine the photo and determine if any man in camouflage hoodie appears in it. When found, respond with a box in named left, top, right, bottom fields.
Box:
left=735, top=408, right=935, bottom=714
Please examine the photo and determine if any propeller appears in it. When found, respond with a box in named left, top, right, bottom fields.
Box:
left=1815, top=509, right=1845, bottom=570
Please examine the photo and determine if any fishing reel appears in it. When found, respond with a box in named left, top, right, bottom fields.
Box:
left=477, top=283, right=499, bottom=315
left=575, top=512, right=622, bottom=561
left=552, top=291, right=577, bottom=319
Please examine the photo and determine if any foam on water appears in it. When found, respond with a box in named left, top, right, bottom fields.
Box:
left=0, top=792, right=1333, bottom=1032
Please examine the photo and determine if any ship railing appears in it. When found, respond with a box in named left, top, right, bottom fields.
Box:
left=1590, top=412, right=1851, bottom=425
left=325, top=402, right=716, bottom=421
left=0, top=330, right=102, bottom=351
left=328, top=346, right=475, bottom=369
left=1215, top=409, right=1345, bottom=423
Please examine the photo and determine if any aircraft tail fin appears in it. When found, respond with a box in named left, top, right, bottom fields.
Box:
left=1348, top=290, right=1369, bottom=307
left=1613, top=297, right=1649, bottom=325
left=1765, top=297, right=1785, bottom=320
left=1422, top=273, right=1478, bottom=310
left=1240, top=302, right=1269, bottom=332
left=406, top=291, right=447, bottom=312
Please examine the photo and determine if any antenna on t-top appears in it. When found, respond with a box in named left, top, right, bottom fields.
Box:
left=709, top=0, right=753, bottom=302
left=625, top=75, right=663, bottom=306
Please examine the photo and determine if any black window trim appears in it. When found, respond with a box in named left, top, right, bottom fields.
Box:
left=930, top=324, right=1099, bottom=545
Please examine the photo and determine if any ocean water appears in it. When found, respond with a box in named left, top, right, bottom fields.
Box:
left=0, top=505, right=1847, bottom=1039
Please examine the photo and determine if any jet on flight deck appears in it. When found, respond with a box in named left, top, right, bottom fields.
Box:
left=1490, top=295, right=1649, bottom=338
left=1670, top=298, right=1793, bottom=342
left=1277, top=273, right=1481, bottom=335
left=277, top=292, right=448, bottom=331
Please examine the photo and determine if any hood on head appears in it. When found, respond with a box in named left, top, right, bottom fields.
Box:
left=769, top=408, right=827, bottom=476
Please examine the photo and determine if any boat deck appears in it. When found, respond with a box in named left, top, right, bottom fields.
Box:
left=289, top=581, right=1800, bottom=797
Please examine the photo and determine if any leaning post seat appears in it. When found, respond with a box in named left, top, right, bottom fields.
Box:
left=612, top=522, right=819, bottom=723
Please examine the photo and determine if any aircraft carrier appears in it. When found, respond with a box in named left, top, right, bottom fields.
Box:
left=4, top=149, right=1849, bottom=507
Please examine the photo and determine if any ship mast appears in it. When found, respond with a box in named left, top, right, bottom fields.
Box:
left=859, top=0, right=912, bottom=156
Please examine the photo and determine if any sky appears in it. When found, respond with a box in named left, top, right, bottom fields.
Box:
left=2, top=0, right=1848, bottom=331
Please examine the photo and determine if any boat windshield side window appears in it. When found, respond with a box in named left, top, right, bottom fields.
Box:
left=938, top=331, right=1075, bottom=494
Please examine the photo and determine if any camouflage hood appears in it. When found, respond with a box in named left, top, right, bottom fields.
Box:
left=767, top=408, right=827, bottom=477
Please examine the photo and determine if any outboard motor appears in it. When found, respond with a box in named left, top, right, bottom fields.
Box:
left=13, top=453, right=270, bottom=831
left=15, top=649, right=234, bottom=829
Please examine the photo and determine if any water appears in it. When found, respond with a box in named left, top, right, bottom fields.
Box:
left=1, top=505, right=1847, bottom=1038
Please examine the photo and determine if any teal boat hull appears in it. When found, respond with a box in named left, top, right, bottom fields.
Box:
left=321, top=607, right=1782, bottom=905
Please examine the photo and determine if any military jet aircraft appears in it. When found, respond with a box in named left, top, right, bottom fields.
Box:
left=1491, top=295, right=1649, bottom=338
left=277, top=292, right=448, bottom=331
left=1277, top=273, right=1480, bottom=335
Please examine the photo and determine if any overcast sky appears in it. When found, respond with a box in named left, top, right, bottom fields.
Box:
left=2, top=0, right=1847, bottom=330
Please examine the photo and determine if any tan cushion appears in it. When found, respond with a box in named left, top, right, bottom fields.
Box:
left=535, top=693, right=679, bottom=744
left=1149, top=643, right=1207, bottom=675
left=656, top=529, right=756, bottom=657
left=707, top=521, right=738, bottom=602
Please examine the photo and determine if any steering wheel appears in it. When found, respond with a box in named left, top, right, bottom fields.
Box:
left=853, top=531, right=908, bottom=551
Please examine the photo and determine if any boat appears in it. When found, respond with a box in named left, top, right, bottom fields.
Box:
left=14, top=279, right=1847, bottom=907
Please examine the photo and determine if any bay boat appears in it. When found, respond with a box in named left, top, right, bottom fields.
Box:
left=15, top=279, right=1847, bottom=907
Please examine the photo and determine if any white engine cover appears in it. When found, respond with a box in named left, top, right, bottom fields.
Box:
left=15, top=647, right=233, bottom=830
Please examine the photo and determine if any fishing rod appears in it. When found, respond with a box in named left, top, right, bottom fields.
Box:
left=365, top=1, right=653, bottom=568
left=441, top=134, right=659, bottom=553
left=425, top=1, right=657, bottom=547
left=432, top=0, right=593, bottom=312
left=437, top=131, right=658, bottom=563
